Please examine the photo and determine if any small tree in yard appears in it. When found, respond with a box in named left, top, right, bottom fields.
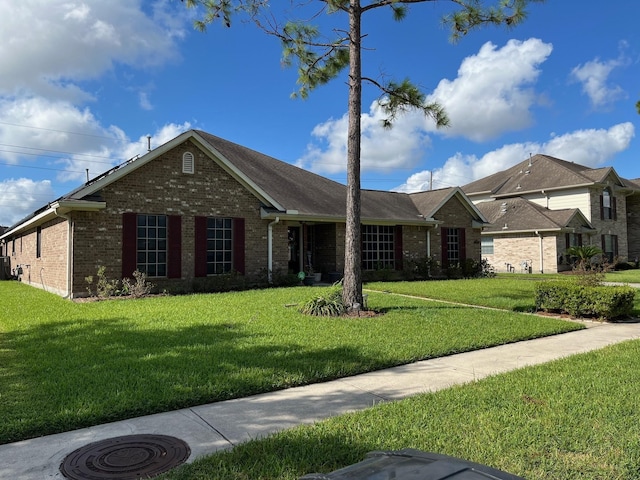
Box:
left=567, top=245, right=607, bottom=286
left=183, top=0, right=543, bottom=311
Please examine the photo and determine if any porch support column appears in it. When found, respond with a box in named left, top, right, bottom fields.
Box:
left=267, top=217, right=280, bottom=283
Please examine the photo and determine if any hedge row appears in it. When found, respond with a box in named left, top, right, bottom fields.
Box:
left=535, top=281, right=635, bottom=321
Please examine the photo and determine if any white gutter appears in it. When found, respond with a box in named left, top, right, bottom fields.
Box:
left=535, top=230, right=544, bottom=273
left=267, top=217, right=280, bottom=283
left=54, top=209, right=73, bottom=299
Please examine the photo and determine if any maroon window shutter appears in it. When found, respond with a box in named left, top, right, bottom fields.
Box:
left=613, top=197, right=617, bottom=220
left=578, top=234, right=582, bottom=246
left=233, top=218, right=245, bottom=274
left=599, top=195, right=604, bottom=220
left=459, top=228, right=466, bottom=261
left=122, top=213, right=137, bottom=278
left=394, top=226, right=403, bottom=270
left=565, top=233, right=570, bottom=250
left=167, top=215, right=182, bottom=279
left=194, top=216, right=207, bottom=277
left=441, top=227, right=449, bottom=266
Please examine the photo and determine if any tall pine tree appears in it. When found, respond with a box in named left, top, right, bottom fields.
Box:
left=183, top=0, right=543, bottom=311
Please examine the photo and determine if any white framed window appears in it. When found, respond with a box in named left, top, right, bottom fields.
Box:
left=481, top=237, right=494, bottom=255
left=182, top=152, right=195, bottom=174
left=446, top=228, right=460, bottom=264
left=136, top=214, right=167, bottom=277
left=206, top=217, right=233, bottom=275
left=362, top=225, right=395, bottom=270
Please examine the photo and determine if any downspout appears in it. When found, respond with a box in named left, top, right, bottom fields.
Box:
left=427, top=228, right=431, bottom=257
left=535, top=230, right=544, bottom=273
left=54, top=210, right=73, bottom=298
left=267, top=217, right=280, bottom=283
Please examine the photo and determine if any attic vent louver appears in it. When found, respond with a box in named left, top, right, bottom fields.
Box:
left=182, top=152, right=195, bottom=174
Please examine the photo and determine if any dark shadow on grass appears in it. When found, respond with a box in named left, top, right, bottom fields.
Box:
left=0, top=318, right=382, bottom=445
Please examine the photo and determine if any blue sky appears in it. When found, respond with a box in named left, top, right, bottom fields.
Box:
left=1, top=1, right=638, bottom=227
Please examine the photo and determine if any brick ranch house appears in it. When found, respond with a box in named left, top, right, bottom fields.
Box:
left=462, top=154, right=640, bottom=274
left=0, top=129, right=487, bottom=298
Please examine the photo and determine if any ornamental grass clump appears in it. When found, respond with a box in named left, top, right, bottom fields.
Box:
left=299, top=284, right=345, bottom=317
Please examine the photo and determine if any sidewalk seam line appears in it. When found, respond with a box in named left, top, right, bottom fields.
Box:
left=189, top=408, right=236, bottom=447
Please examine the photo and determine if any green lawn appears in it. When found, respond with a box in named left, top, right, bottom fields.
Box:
left=605, top=268, right=640, bottom=284
left=367, top=274, right=640, bottom=314
left=366, top=276, right=547, bottom=311
left=0, top=280, right=581, bottom=445
left=161, top=339, right=640, bottom=480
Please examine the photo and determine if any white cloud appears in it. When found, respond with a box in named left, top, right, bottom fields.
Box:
left=0, top=120, right=192, bottom=227
left=297, top=101, right=430, bottom=175
left=426, top=38, right=553, bottom=141
left=0, top=178, right=56, bottom=226
left=0, top=0, right=187, bottom=101
left=0, top=96, right=122, bottom=164
left=297, top=38, right=551, bottom=176
left=58, top=122, right=192, bottom=183
left=395, top=122, right=635, bottom=192
left=139, top=92, right=153, bottom=111
left=571, top=56, right=627, bottom=108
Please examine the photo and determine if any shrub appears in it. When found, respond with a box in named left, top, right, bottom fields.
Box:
left=299, top=284, right=345, bottom=317
left=121, top=270, right=155, bottom=298
left=535, top=281, right=635, bottom=321
left=95, top=266, right=118, bottom=299
left=614, top=261, right=635, bottom=271
left=191, top=271, right=247, bottom=293
left=85, top=266, right=155, bottom=299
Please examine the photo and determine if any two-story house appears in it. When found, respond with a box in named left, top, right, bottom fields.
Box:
left=462, top=154, right=640, bottom=273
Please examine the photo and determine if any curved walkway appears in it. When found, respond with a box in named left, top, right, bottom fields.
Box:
left=2, top=317, right=640, bottom=479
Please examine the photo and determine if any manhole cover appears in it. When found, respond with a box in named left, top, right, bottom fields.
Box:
left=60, top=434, right=190, bottom=480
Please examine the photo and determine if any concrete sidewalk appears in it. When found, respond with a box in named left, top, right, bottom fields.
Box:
left=2, top=320, right=640, bottom=480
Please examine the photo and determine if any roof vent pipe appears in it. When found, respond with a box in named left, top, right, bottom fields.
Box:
left=528, top=153, right=533, bottom=167
left=147, top=135, right=151, bottom=152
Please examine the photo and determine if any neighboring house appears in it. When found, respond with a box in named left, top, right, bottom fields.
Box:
left=462, top=154, right=640, bottom=273
left=0, top=129, right=487, bottom=298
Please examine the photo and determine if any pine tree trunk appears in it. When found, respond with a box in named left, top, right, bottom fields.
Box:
left=342, top=0, right=363, bottom=311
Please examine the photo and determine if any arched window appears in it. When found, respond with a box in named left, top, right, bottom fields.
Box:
left=182, top=152, right=195, bottom=174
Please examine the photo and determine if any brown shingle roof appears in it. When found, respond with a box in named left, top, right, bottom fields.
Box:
left=197, top=131, right=466, bottom=224
left=196, top=130, right=348, bottom=217
left=463, top=154, right=610, bottom=197
left=476, top=197, right=589, bottom=233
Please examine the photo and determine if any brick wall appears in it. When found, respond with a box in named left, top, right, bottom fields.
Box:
left=402, top=225, right=428, bottom=260
left=588, top=186, right=629, bottom=260
left=7, top=218, right=69, bottom=296
left=627, top=194, right=640, bottom=261
left=485, top=233, right=559, bottom=274
left=431, top=195, right=482, bottom=263
left=70, top=139, right=282, bottom=296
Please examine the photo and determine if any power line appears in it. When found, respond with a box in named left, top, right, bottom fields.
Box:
left=0, top=120, right=121, bottom=141
left=0, top=161, right=86, bottom=175
left=0, top=143, right=116, bottom=163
